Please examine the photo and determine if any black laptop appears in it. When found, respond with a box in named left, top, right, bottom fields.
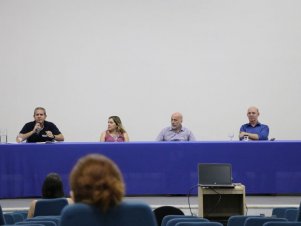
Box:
left=198, top=163, right=235, bottom=188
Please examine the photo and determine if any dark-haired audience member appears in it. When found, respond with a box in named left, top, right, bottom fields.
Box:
left=100, top=116, right=129, bottom=142
left=239, top=106, right=269, bottom=141
left=27, top=173, right=73, bottom=218
left=69, top=154, right=125, bottom=211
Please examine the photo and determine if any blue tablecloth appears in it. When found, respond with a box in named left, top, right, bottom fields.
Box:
left=0, top=141, right=300, bottom=198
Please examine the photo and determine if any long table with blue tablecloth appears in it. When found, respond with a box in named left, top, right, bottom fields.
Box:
left=0, top=141, right=300, bottom=198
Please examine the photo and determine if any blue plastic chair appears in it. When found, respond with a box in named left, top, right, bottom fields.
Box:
left=245, top=217, right=288, bottom=226
left=175, top=222, right=223, bottom=226
left=33, top=198, right=68, bottom=217
left=272, top=208, right=298, bottom=218
left=154, top=206, right=184, bottom=226
left=13, top=210, right=28, bottom=220
left=285, top=209, right=298, bottom=222
left=17, top=220, right=57, bottom=226
left=12, top=212, right=25, bottom=223
left=297, top=202, right=301, bottom=222
left=12, top=224, right=44, bottom=226
left=25, top=216, right=60, bottom=226
left=227, top=215, right=263, bottom=226
left=60, top=201, right=157, bottom=226
left=0, top=204, right=5, bottom=225
left=264, top=222, right=301, bottom=226
left=166, top=218, right=209, bottom=226
left=3, top=213, right=15, bottom=224
left=162, top=215, right=198, bottom=226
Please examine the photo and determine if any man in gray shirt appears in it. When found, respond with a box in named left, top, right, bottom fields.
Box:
left=156, top=112, right=196, bottom=141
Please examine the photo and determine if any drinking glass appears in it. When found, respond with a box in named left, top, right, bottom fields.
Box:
left=0, top=128, right=8, bottom=144
left=228, top=132, right=234, bottom=141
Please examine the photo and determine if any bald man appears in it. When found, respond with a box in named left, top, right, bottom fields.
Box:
left=156, top=112, right=196, bottom=141
left=239, top=106, right=269, bottom=141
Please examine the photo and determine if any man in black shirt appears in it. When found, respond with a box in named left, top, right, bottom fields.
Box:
left=16, top=107, right=64, bottom=143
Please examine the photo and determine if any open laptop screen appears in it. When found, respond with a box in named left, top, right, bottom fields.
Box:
left=198, top=163, right=233, bottom=186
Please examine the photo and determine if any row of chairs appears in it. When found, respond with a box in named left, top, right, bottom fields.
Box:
left=0, top=198, right=68, bottom=226
left=162, top=215, right=299, bottom=226
left=272, top=208, right=299, bottom=221
left=154, top=206, right=301, bottom=226
left=2, top=211, right=28, bottom=224
left=1, top=200, right=301, bottom=226
left=1, top=215, right=60, bottom=226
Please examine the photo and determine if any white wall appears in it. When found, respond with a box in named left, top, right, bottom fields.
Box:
left=1, top=0, right=301, bottom=142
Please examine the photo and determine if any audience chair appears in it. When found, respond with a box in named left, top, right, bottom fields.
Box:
left=11, top=212, right=25, bottom=223
left=60, top=201, right=157, bottom=226
left=296, top=202, right=301, bottom=222
left=13, top=224, right=44, bottom=226
left=272, top=208, right=298, bottom=218
left=16, top=220, right=57, bottom=226
left=154, top=206, right=184, bottom=226
left=25, top=216, right=60, bottom=226
left=264, top=222, right=301, bottom=226
left=175, top=222, right=223, bottom=226
left=162, top=215, right=198, bottom=226
left=0, top=204, right=5, bottom=225
left=13, top=210, right=28, bottom=220
left=285, top=209, right=298, bottom=222
left=227, top=215, right=263, bottom=226
left=244, top=217, right=287, bottom=226
left=3, top=213, right=15, bottom=224
left=33, top=198, right=68, bottom=217
left=166, top=218, right=209, bottom=226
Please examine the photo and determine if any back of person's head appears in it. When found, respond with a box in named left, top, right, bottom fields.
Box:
left=70, top=154, right=125, bottom=212
left=42, top=172, right=64, bottom=199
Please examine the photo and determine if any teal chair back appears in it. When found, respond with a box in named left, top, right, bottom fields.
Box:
left=0, top=205, right=5, bottom=225
left=60, top=201, right=157, bottom=226
left=34, top=198, right=68, bottom=217
left=245, top=217, right=288, bottom=226
left=166, top=218, right=209, bottom=226
left=295, top=201, right=301, bottom=222
left=162, top=215, right=198, bottom=226
left=16, top=221, right=56, bottom=226
left=285, top=209, right=298, bottom=222
left=154, top=206, right=184, bottom=226
left=272, top=208, right=297, bottom=218
left=175, top=222, right=223, bottom=226
left=227, top=215, right=262, bottom=226
left=3, top=213, right=15, bottom=224
left=25, top=216, right=60, bottom=226
left=264, top=222, right=301, bottom=226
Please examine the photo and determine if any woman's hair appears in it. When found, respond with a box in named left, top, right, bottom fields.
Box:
left=42, top=172, right=64, bottom=198
left=109, top=116, right=126, bottom=133
left=70, top=154, right=125, bottom=212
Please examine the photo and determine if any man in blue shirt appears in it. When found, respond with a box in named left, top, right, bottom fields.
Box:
left=156, top=112, right=196, bottom=141
left=239, top=106, right=269, bottom=141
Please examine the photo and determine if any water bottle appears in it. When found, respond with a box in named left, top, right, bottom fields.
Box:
left=0, top=128, right=8, bottom=144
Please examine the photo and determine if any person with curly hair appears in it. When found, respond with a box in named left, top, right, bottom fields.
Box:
left=61, top=154, right=156, bottom=226
left=69, top=154, right=125, bottom=212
